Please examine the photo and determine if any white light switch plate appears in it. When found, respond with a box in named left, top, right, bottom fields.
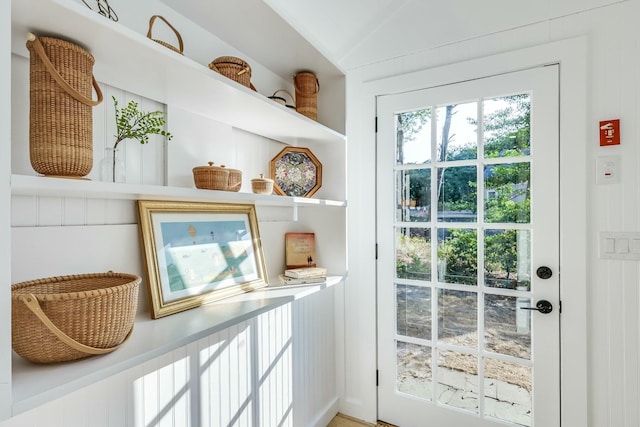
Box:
left=600, top=231, right=640, bottom=259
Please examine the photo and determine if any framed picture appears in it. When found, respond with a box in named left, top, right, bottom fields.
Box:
left=285, top=232, right=316, bottom=269
left=137, top=200, right=268, bottom=319
left=270, top=146, right=322, bottom=197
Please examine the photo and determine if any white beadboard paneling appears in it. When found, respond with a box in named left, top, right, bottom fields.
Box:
left=165, top=105, right=235, bottom=189
left=61, top=197, right=87, bottom=226
left=10, top=196, right=37, bottom=227
left=92, top=86, right=167, bottom=186
left=35, top=196, right=64, bottom=227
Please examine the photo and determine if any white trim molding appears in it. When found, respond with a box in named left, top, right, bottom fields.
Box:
left=344, top=36, right=588, bottom=425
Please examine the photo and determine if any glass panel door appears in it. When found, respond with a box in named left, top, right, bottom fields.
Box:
left=377, top=66, right=560, bottom=427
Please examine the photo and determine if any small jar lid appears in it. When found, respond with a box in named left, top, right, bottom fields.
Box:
left=251, top=173, right=273, bottom=183
left=193, top=161, right=228, bottom=172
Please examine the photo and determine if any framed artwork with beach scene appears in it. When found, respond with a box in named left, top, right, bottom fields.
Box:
left=137, top=200, right=268, bottom=318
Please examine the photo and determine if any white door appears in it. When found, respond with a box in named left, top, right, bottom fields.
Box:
left=376, top=66, right=559, bottom=427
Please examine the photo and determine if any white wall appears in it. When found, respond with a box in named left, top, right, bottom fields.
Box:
left=0, top=0, right=12, bottom=420
left=342, top=1, right=640, bottom=426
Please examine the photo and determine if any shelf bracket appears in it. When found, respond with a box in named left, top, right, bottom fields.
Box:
left=292, top=204, right=298, bottom=222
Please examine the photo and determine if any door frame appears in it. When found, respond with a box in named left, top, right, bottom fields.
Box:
left=344, top=36, right=588, bottom=425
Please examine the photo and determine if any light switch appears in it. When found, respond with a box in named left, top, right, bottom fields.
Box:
left=616, top=238, right=630, bottom=253
left=600, top=232, right=640, bottom=260
left=604, top=238, right=616, bottom=253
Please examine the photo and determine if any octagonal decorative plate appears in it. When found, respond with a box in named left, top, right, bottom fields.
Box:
left=269, top=147, right=322, bottom=197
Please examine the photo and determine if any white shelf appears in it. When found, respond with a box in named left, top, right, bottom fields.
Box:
left=11, top=276, right=344, bottom=414
left=10, top=174, right=347, bottom=208
left=11, top=0, right=346, bottom=146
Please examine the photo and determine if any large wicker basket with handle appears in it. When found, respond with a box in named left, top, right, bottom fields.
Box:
left=26, top=33, right=103, bottom=178
left=147, top=15, right=184, bottom=55
left=11, top=272, right=140, bottom=364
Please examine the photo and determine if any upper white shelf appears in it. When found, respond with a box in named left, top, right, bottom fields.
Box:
left=11, top=0, right=346, bottom=146
left=10, top=174, right=347, bottom=207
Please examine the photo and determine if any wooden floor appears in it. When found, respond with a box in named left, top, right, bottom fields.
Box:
left=328, top=413, right=397, bottom=427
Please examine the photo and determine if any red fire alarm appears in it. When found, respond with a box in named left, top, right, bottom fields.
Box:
left=599, top=119, right=620, bottom=146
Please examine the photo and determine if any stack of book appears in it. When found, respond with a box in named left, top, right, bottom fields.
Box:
left=279, top=267, right=327, bottom=285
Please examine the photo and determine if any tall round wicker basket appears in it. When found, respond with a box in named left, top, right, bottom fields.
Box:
left=11, top=272, right=140, bottom=364
left=26, top=33, right=103, bottom=178
left=294, top=71, right=319, bottom=121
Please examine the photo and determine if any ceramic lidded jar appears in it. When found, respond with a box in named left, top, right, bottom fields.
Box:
left=251, top=173, right=274, bottom=195
left=192, top=162, right=229, bottom=190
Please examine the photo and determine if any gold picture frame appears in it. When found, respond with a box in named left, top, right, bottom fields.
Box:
left=137, top=200, right=268, bottom=319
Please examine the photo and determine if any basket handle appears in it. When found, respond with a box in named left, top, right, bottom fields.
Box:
left=272, top=89, right=294, bottom=103
left=294, top=73, right=320, bottom=95
left=26, top=33, right=103, bottom=107
left=18, top=293, right=133, bottom=355
left=147, top=15, right=184, bottom=54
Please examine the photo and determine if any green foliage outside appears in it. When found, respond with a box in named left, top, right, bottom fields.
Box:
left=395, top=95, right=532, bottom=289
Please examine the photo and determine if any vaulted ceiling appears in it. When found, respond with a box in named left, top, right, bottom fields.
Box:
left=162, top=0, right=624, bottom=76
left=264, top=0, right=622, bottom=70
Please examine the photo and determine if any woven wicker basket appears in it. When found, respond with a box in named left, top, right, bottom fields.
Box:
left=12, top=272, right=140, bottom=364
left=227, top=167, right=242, bottom=192
left=147, top=15, right=184, bottom=55
left=209, top=56, right=255, bottom=90
left=268, top=89, right=295, bottom=110
left=26, top=33, right=103, bottom=178
left=251, top=174, right=274, bottom=195
left=294, top=71, right=319, bottom=121
left=193, top=162, right=230, bottom=190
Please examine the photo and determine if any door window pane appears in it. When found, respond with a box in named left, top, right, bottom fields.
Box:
left=438, top=228, right=477, bottom=286
left=397, top=284, right=432, bottom=339
left=396, top=169, right=431, bottom=222
left=396, top=109, right=431, bottom=165
left=483, top=94, right=531, bottom=158
left=484, top=358, right=532, bottom=426
left=484, top=294, right=531, bottom=359
left=484, top=162, right=530, bottom=223
left=396, top=228, right=431, bottom=281
left=438, top=289, right=477, bottom=348
left=484, top=229, right=531, bottom=291
left=397, top=341, right=432, bottom=400
left=436, top=102, right=478, bottom=162
left=437, top=166, right=477, bottom=222
left=437, top=349, right=478, bottom=413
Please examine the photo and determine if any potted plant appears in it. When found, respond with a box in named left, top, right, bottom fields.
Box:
left=101, top=96, right=173, bottom=182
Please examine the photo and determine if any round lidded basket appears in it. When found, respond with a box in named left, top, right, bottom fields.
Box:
left=227, top=167, right=242, bottom=192
left=11, top=272, right=140, bottom=364
left=209, top=56, right=254, bottom=90
left=251, top=173, right=274, bottom=195
left=193, top=161, right=230, bottom=191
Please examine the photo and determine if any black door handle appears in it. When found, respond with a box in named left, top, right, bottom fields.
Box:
left=520, top=300, right=553, bottom=314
